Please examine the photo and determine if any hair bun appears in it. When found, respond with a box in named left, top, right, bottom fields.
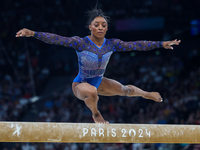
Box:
left=86, top=8, right=109, bottom=29
left=95, top=9, right=102, bottom=16
left=98, top=9, right=102, bottom=13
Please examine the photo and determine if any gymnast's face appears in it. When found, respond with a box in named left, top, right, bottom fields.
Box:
left=89, top=16, right=108, bottom=38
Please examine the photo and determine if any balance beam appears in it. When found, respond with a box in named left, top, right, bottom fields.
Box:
left=0, top=122, right=200, bottom=143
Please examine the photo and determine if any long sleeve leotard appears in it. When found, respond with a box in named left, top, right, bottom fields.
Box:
left=34, top=32, right=163, bottom=88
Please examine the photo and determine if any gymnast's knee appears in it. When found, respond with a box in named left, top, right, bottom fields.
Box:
left=123, top=85, right=134, bottom=96
left=84, top=90, right=99, bottom=102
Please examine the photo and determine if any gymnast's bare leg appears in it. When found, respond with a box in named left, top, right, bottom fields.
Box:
left=72, top=77, right=162, bottom=124
left=72, top=82, right=109, bottom=124
left=97, top=77, right=162, bottom=101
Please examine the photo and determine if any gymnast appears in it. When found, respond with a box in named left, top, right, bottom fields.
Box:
left=16, top=8, right=180, bottom=124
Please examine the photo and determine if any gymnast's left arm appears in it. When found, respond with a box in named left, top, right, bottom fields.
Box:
left=112, top=39, right=181, bottom=52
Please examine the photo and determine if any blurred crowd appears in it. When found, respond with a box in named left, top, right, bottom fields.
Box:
left=1, top=0, right=200, bottom=39
left=1, top=0, right=200, bottom=150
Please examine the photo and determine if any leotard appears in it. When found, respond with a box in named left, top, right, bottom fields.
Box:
left=34, top=32, right=163, bottom=88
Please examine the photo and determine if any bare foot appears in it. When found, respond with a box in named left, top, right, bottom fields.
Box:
left=92, top=111, right=109, bottom=124
left=143, top=92, right=163, bottom=102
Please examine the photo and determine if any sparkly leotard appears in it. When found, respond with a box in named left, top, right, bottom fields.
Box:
left=34, top=32, right=163, bottom=88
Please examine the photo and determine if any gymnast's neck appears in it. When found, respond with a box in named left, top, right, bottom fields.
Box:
left=87, top=35, right=105, bottom=47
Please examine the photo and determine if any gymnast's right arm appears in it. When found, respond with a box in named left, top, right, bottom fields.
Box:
left=16, top=28, right=81, bottom=48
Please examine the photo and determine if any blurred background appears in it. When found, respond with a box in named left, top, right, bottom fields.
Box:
left=0, top=0, right=200, bottom=149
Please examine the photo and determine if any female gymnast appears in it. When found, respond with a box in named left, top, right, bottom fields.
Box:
left=16, top=9, right=180, bottom=124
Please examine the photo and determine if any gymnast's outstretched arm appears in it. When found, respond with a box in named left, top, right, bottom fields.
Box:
left=112, top=38, right=181, bottom=51
left=16, top=28, right=82, bottom=48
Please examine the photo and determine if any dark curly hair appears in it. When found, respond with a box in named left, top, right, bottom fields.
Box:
left=86, top=8, right=110, bottom=29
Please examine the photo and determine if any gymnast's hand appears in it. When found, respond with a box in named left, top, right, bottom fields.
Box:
left=16, top=28, right=35, bottom=37
left=162, top=39, right=181, bottom=50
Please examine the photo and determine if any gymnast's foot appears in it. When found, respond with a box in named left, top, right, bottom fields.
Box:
left=92, top=111, right=109, bottom=124
left=143, top=92, right=163, bottom=102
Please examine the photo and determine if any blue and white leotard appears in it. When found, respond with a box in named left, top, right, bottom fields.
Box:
left=34, top=32, right=163, bottom=88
